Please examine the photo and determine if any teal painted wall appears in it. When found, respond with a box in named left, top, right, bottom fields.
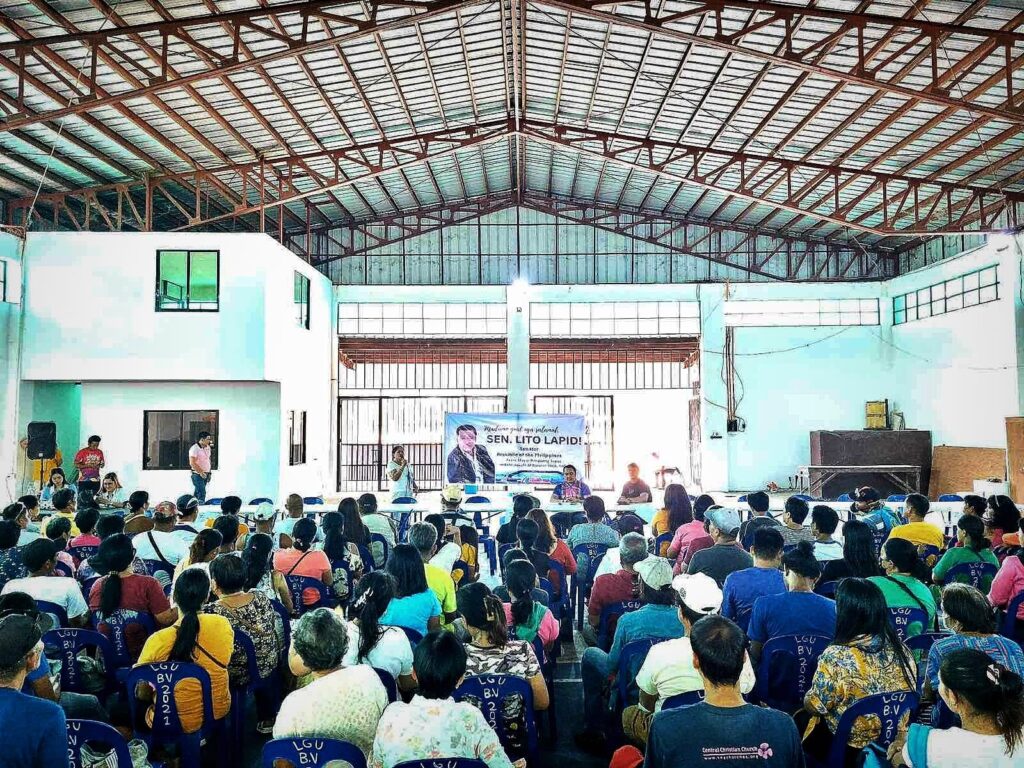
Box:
left=30, top=382, right=82, bottom=461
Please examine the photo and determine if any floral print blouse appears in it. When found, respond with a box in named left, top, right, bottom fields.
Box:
left=370, top=695, right=513, bottom=768
left=204, top=590, right=281, bottom=686
left=804, top=636, right=917, bottom=749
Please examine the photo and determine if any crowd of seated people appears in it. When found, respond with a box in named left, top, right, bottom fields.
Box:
left=1, top=480, right=1024, bottom=768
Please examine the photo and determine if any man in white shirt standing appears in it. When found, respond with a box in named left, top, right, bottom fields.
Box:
left=188, top=432, right=214, bottom=503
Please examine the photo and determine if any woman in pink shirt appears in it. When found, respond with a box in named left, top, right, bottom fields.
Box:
left=500, top=559, right=559, bottom=649
left=667, top=494, right=715, bottom=574
left=990, top=551, right=1024, bottom=622
left=273, top=517, right=332, bottom=608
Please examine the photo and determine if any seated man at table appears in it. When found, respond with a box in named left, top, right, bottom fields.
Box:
left=617, top=463, right=652, bottom=505
left=551, top=464, right=592, bottom=504
left=886, top=493, right=946, bottom=551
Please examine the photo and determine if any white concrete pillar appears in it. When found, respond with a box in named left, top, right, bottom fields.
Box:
left=698, top=284, right=730, bottom=492
left=506, top=280, right=531, bottom=413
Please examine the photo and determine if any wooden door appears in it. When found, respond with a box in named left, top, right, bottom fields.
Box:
left=1007, top=417, right=1024, bottom=501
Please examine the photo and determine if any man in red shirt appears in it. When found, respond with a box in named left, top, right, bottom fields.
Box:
left=73, top=435, right=104, bottom=499
left=583, top=532, right=647, bottom=646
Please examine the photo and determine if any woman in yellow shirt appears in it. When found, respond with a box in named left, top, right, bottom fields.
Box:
left=650, top=484, right=693, bottom=541
left=136, top=566, right=233, bottom=733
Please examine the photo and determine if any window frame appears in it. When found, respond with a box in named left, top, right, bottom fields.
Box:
left=892, top=265, right=999, bottom=326
left=142, top=409, right=220, bottom=471
left=288, top=410, right=307, bottom=466
left=155, top=249, right=221, bottom=312
left=0, top=259, right=7, bottom=303
left=294, top=271, right=311, bottom=329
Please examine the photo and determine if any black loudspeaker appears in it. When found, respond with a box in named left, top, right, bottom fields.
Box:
left=27, top=421, right=57, bottom=460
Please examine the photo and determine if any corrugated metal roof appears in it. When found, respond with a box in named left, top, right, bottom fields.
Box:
left=0, top=0, right=1022, bottom=259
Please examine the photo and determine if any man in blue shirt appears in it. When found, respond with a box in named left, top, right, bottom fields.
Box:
left=577, top=556, right=681, bottom=752
left=722, top=527, right=786, bottom=632
left=853, top=486, right=900, bottom=542
left=0, top=608, right=68, bottom=768
left=642, top=615, right=805, bottom=768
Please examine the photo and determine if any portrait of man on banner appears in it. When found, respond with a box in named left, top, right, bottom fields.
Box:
left=446, top=423, right=496, bottom=483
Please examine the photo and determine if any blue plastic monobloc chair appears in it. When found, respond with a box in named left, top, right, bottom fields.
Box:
left=143, top=559, right=175, bottom=586
left=454, top=674, right=539, bottom=764
left=395, top=761, right=486, bottom=768
left=205, top=498, right=224, bottom=506
left=66, top=545, right=98, bottom=563
left=44, top=628, right=118, bottom=698
left=837, top=493, right=852, bottom=502
left=597, top=600, right=643, bottom=650
left=654, top=532, right=673, bottom=558
left=887, top=494, right=908, bottom=503
left=662, top=690, right=705, bottom=709
left=229, top=629, right=280, bottom=751
left=249, top=497, right=273, bottom=505
left=126, top=662, right=224, bottom=768
left=36, top=599, right=70, bottom=628
left=398, top=625, right=424, bottom=646
left=285, top=575, right=334, bottom=616
left=616, top=638, right=658, bottom=707
left=66, top=719, right=133, bottom=768
left=374, top=667, right=399, bottom=703
left=53, top=560, right=74, bottom=577
left=943, top=561, right=998, bottom=591
left=816, top=580, right=838, bottom=598
left=887, top=606, right=929, bottom=641
left=1001, top=592, right=1024, bottom=640
left=938, top=494, right=964, bottom=502
left=753, top=633, right=830, bottom=713
left=466, top=495, right=491, bottom=504
left=806, top=691, right=918, bottom=768
left=262, top=738, right=367, bottom=768
left=369, top=533, right=391, bottom=570
left=303, top=497, right=324, bottom=505
left=95, top=610, right=156, bottom=669
left=270, top=600, right=292, bottom=665
left=570, top=542, right=611, bottom=630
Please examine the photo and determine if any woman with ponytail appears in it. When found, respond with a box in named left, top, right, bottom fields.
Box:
left=888, top=649, right=1024, bottom=767
left=871, top=537, right=938, bottom=636
left=501, top=559, right=559, bottom=648
left=343, top=571, right=415, bottom=691
left=88, top=534, right=176, bottom=658
left=241, top=532, right=292, bottom=614
left=273, top=517, right=332, bottom=607
left=136, top=567, right=233, bottom=733
left=319, top=510, right=363, bottom=603
left=456, top=581, right=549, bottom=712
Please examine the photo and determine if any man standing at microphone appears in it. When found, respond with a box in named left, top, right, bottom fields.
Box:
left=188, top=431, right=214, bottom=503
left=446, top=424, right=496, bottom=483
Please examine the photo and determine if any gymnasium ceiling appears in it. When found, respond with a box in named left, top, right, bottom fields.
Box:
left=1, top=0, right=1023, bottom=277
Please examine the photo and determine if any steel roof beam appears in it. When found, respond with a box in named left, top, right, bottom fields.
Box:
left=542, top=0, right=1024, bottom=125
left=0, top=0, right=488, bottom=134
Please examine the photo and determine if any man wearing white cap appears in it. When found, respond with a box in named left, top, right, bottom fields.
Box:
left=576, top=556, right=684, bottom=752
left=132, top=500, right=189, bottom=581
left=623, top=573, right=756, bottom=745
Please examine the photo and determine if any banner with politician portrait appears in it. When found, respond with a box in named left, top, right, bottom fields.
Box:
left=443, top=412, right=586, bottom=485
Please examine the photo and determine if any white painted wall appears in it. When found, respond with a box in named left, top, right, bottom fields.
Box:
left=21, top=232, right=272, bottom=382
left=79, top=381, right=281, bottom=503
left=884, top=238, right=1021, bottom=450
left=0, top=231, right=24, bottom=503
left=15, top=232, right=334, bottom=504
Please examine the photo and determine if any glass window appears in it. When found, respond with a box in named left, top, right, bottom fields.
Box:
left=288, top=411, right=306, bottom=466
left=143, top=410, right=218, bottom=470
left=294, top=271, right=310, bottom=329
left=156, top=250, right=219, bottom=311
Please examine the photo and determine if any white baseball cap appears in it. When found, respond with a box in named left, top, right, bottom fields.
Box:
left=250, top=502, right=276, bottom=522
left=671, top=572, right=723, bottom=615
